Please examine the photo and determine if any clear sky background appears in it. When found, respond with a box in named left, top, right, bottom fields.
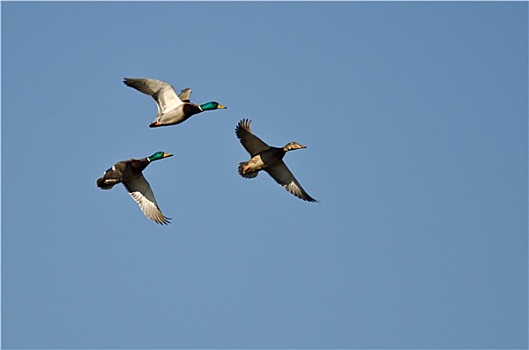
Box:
left=2, top=2, right=527, bottom=349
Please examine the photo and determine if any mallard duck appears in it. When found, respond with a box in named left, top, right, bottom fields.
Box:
left=235, top=119, right=317, bottom=202
left=123, top=77, right=227, bottom=127
left=96, top=151, right=173, bottom=225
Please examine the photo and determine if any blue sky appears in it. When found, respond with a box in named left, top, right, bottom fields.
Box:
left=2, top=1, right=527, bottom=349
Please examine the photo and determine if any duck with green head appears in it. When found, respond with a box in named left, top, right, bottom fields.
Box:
left=124, top=77, right=227, bottom=127
left=96, top=151, right=173, bottom=224
left=235, top=119, right=317, bottom=202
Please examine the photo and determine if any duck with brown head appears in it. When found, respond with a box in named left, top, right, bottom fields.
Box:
left=235, top=119, right=317, bottom=202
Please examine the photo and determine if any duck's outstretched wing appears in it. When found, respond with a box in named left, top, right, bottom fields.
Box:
left=265, top=161, right=317, bottom=202
left=235, top=119, right=270, bottom=157
left=123, top=174, right=171, bottom=225
left=178, top=88, right=192, bottom=103
left=124, top=77, right=183, bottom=115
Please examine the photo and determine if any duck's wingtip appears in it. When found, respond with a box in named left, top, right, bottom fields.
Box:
left=156, top=217, right=172, bottom=225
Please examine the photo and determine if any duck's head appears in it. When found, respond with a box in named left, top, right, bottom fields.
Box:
left=283, top=142, right=307, bottom=152
left=200, top=101, right=227, bottom=111
left=148, top=151, right=173, bottom=162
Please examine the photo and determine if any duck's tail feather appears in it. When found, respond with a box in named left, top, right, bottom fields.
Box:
left=238, top=162, right=259, bottom=179
left=96, top=176, right=117, bottom=190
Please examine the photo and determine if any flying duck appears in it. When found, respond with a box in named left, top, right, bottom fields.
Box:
left=123, top=77, right=226, bottom=127
left=235, top=119, right=317, bottom=202
left=96, top=151, right=173, bottom=224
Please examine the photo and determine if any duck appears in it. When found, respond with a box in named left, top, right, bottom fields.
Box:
left=96, top=151, right=173, bottom=225
left=235, top=119, right=317, bottom=202
left=123, top=77, right=227, bottom=127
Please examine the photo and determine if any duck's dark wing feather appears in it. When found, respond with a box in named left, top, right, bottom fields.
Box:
left=265, top=161, right=317, bottom=202
left=123, top=174, right=171, bottom=225
left=235, top=119, right=270, bottom=157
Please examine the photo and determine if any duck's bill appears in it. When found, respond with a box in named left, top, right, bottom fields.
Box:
left=218, top=104, right=227, bottom=109
left=163, top=152, right=173, bottom=158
